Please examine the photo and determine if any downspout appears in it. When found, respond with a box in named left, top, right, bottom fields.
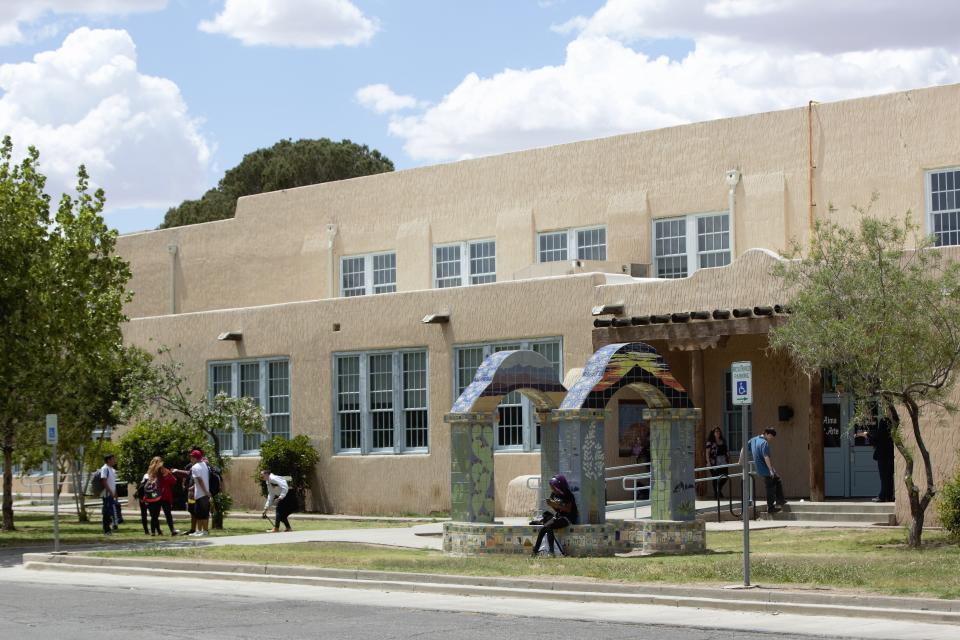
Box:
left=326, top=224, right=338, bottom=298
left=725, top=169, right=741, bottom=258
left=808, top=100, right=818, bottom=233
left=167, top=244, right=178, bottom=315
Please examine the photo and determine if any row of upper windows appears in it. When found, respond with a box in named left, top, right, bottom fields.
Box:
left=206, top=339, right=563, bottom=457
left=339, top=217, right=731, bottom=296
left=337, top=167, right=960, bottom=296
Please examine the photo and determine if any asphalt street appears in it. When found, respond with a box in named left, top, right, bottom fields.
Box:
left=0, top=578, right=826, bottom=640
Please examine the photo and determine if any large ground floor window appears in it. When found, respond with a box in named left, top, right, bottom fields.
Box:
left=334, top=349, right=429, bottom=455
left=454, top=338, right=563, bottom=451
left=208, top=358, right=290, bottom=455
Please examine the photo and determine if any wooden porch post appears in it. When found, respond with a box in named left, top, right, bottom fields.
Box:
left=690, top=349, right=707, bottom=496
left=808, top=372, right=825, bottom=501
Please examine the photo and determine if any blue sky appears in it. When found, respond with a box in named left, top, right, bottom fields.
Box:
left=0, top=1, right=958, bottom=234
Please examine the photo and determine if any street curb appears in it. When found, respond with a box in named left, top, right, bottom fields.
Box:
left=21, top=553, right=960, bottom=625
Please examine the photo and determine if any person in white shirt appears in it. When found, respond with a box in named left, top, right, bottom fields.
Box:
left=99, top=455, right=120, bottom=535
left=260, top=470, right=293, bottom=532
left=189, top=449, right=211, bottom=537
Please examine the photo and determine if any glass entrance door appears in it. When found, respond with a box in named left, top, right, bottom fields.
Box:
left=822, top=393, right=881, bottom=498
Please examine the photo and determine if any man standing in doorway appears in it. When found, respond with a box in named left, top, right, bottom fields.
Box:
left=100, top=454, right=119, bottom=535
left=869, top=415, right=896, bottom=502
left=742, top=427, right=787, bottom=514
left=188, top=449, right=211, bottom=537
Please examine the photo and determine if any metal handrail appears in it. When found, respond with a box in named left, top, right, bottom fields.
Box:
left=606, top=460, right=758, bottom=521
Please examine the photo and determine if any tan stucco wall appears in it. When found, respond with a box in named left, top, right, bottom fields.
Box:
left=123, top=275, right=603, bottom=513
left=117, top=84, right=960, bottom=320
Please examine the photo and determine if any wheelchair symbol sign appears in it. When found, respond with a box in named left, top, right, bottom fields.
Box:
left=731, top=361, right=752, bottom=405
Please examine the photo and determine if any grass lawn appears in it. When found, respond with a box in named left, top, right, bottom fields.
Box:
left=0, top=512, right=410, bottom=548
left=103, top=528, right=960, bottom=599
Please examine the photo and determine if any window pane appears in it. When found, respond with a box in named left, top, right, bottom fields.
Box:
left=239, top=362, right=263, bottom=451
left=576, top=227, right=607, bottom=261
left=493, top=343, right=523, bottom=447
left=469, top=240, right=496, bottom=284
left=267, top=360, right=290, bottom=440
left=373, top=253, right=397, bottom=294
left=210, top=364, right=233, bottom=452
left=368, top=354, right=394, bottom=449
left=402, top=351, right=428, bottom=449
left=654, top=218, right=688, bottom=278
left=341, top=256, right=366, bottom=297
left=538, top=231, right=568, bottom=263
left=456, top=347, right=486, bottom=396
left=697, top=213, right=731, bottom=269
left=336, top=355, right=361, bottom=450
left=435, top=245, right=462, bottom=288
left=930, top=170, right=960, bottom=247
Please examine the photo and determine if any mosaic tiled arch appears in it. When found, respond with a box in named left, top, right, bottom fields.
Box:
left=559, top=342, right=692, bottom=410
left=451, top=349, right=567, bottom=414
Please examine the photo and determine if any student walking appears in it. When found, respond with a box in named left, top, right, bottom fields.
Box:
left=261, top=470, right=294, bottom=532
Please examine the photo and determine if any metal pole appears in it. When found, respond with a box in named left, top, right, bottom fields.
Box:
left=52, top=441, right=59, bottom=553
left=741, top=408, right=750, bottom=586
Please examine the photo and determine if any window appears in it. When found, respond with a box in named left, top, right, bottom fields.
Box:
left=333, top=349, right=429, bottom=454
left=434, top=240, right=496, bottom=288
left=723, top=369, right=752, bottom=451
left=537, top=226, right=607, bottom=263
left=340, top=252, right=396, bottom=297
left=653, top=213, right=731, bottom=278
left=928, top=168, right=960, bottom=246
left=208, top=358, right=291, bottom=455
left=454, top=338, right=563, bottom=451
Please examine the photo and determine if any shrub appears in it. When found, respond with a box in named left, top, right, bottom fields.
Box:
left=256, top=435, right=320, bottom=511
left=937, top=467, right=960, bottom=541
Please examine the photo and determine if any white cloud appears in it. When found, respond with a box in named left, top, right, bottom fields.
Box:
left=372, top=0, right=960, bottom=163
left=0, top=27, right=211, bottom=209
left=355, top=84, right=423, bottom=114
left=199, top=0, right=378, bottom=48
left=0, top=0, right=166, bottom=45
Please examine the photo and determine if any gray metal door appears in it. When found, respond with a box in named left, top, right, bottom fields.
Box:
left=823, top=393, right=881, bottom=498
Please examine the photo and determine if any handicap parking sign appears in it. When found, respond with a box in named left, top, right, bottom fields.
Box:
left=731, top=361, right=752, bottom=406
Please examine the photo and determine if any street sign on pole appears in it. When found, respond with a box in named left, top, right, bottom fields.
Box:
left=730, top=362, right=752, bottom=587
left=46, top=414, right=60, bottom=553
left=732, top=361, right=752, bottom=406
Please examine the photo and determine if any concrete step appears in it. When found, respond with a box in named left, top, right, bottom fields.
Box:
left=785, top=502, right=895, bottom=514
left=760, top=510, right=896, bottom=525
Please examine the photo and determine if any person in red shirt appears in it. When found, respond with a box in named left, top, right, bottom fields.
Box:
left=145, top=456, right=182, bottom=535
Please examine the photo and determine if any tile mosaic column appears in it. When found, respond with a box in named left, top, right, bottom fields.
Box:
left=646, top=407, right=701, bottom=521
left=445, top=411, right=496, bottom=523
left=553, top=408, right=608, bottom=524
left=537, top=410, right=559, bottom=511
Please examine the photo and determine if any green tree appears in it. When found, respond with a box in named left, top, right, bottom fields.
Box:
left=770, top=205, right=960, bottom=547
left=0, top=138, right=131, bottom=531
left=118, top=347, right=264, bottom=527
left=116, top=419, right=204, bottom=507
left=160, top=138, right=393, bottom=228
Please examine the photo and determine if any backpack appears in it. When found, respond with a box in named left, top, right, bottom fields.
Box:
left=142, top=477, right=162, bottom=503
left=90, top=470, right=104, bottom=494
left=206, top=463, right=222, bottom=496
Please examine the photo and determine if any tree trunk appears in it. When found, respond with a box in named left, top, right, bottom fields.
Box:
left=2, top=434, right=14, bottom=531
left=894, top=398, right=936, bottom=548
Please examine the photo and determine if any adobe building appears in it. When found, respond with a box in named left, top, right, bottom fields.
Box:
left=116, top=83, right=960, bottom=525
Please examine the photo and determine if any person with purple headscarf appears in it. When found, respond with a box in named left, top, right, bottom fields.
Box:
left=531, top=474, right=578, bottom=557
